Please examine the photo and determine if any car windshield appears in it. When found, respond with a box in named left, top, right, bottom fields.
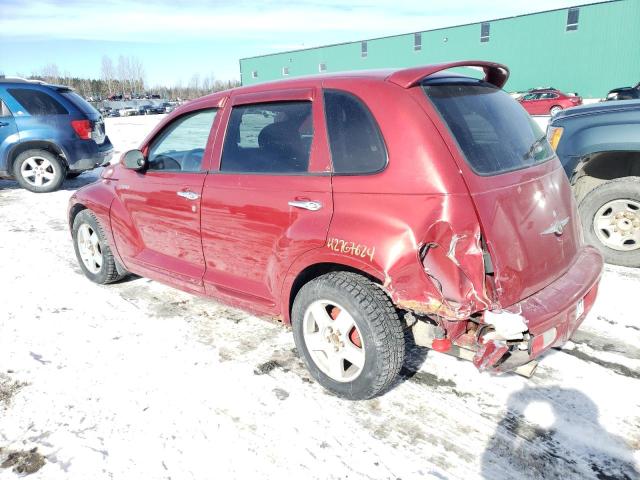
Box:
left=60, top=90, right=100, bottom=115
left=423, top=79, right=555, bottom=176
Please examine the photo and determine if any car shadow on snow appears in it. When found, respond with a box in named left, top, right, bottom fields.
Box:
left=481, top=386, right=639, bottom=479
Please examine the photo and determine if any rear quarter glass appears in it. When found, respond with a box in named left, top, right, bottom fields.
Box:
left=7, top=88, right=68, bottom=115
left=423, top=79, right=555, bottom=176
left=60, top=91, right=100, bottom=116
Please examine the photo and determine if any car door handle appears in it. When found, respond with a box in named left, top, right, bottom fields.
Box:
left=177, top=190, right=200, bottom=201
left=288, top=200, right=322, bottom=211
left=0, top=122, right=9, bottom=127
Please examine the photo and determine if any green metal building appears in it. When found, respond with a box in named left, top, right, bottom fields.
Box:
left=239, top=0, right=640, bottom=98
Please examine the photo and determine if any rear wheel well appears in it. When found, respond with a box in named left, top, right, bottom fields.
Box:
left=288, top=263, right=383, bottom=320
left=8, top=141, right=67, bottom=175
left=573, top=151, right=640, bottom=202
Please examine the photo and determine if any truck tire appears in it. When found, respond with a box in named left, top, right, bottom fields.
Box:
left=13, top=149, right=66, bottom=193
left=292, top=271, right=405, bottom=400
left=578, top=177, right=640, bottom=267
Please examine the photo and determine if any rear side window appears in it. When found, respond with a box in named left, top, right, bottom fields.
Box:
left=60, top=91, right=99, bottom=115
left=7, top=88, right=68, bottom=115
left=424, top=80, right=554, bottom=176
left=324, top=90, right=386, bottom=174
left=221, top=101, right=313, bottom=174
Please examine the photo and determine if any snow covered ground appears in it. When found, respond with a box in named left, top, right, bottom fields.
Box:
left=0, top=115, right=638, bottom=480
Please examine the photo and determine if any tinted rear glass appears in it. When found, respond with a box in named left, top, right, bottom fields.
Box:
left=324, top=90, right=387, bottom=174
left=423, top=80, right=554, bottom=176
left=8, top=88, right=68, bottom=115
left=60, top=91, right=100, bottom=115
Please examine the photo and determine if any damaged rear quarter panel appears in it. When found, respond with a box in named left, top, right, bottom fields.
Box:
left=316, top=79, right=492, bottom=321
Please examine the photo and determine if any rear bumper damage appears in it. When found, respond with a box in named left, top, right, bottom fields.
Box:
left=409, top=245, right=603, bottom=375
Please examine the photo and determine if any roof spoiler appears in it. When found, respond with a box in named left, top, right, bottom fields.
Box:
left=386, top=61, right=509, bottom=89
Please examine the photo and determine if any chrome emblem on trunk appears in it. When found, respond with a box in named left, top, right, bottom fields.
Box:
left=541, top=217, right=570, bottom=236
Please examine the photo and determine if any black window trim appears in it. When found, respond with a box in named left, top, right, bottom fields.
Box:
left=145, top=107, right=219, bottom=174
left=322, top=88, right=389, bottom=177
left=217, top=99, right=317, bottom=176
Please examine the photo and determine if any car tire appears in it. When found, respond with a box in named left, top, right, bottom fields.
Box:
left=12, top=149, right=66, bottom=193
left=291, top=271, right=405, bottom=400
left=578, top=176, right=640, bottom=268
left=550, top=105, right=563, bottom=116
left=66, top=172, right=83, bottom=179
left=72, top=209, right=129, bottom=284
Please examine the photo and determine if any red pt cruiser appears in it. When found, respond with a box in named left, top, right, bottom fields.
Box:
left=69, top=61, right=603, bottom=399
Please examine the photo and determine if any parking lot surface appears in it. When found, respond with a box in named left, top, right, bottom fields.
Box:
left=0, top=115, right=638, bottom=479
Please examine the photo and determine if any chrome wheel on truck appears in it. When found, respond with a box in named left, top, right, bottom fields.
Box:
left=579, top=177, right=640, bottom=267
left=593, top=199, right=640, bottom=252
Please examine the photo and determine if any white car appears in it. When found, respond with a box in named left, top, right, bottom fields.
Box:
left=119, top=106, right=138, bottom=117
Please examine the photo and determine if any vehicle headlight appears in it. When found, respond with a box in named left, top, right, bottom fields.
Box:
left=547, top=126, right=564, bottom=151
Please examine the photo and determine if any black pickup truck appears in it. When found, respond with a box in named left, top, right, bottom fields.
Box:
left=548, top=100, right=640, bottom=267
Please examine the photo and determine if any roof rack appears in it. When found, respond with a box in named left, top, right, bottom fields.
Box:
left=0, top=76, right=48, bottom=85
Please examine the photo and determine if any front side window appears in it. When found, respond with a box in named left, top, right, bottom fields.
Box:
left=221, top=101, right=313, bottom=174
left=147, top=109, right=217, bottom=172
left=7, top=88, right=68, bottom=115
left=424, top=79, right=555, bottom=176
left=566, top=7, right=579, bottom=31
left=522, top=93, right=540, bottom=101
left=324, top=90, right=387, bottom=175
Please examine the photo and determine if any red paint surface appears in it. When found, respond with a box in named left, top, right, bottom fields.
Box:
left=69, top=61, right=603, bottom=374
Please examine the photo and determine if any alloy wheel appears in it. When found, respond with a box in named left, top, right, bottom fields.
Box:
left=302, top=300, right=365, bottom=382
left=77, top=223, right=104, bottom=273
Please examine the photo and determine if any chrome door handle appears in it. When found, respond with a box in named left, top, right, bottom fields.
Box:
left=177, top=191, right=200, bottom=200
left=288, top=200, right=322, bottom=211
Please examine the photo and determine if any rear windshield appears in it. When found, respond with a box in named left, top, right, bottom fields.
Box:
left=60, top=90, right=100, bottom=115
left=423, top=79, right=554, bottom=176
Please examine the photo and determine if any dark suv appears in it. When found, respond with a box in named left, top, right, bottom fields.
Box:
left=0, top=78, right=113, bottom=192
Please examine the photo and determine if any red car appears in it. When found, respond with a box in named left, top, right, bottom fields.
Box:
left=518, top=89, right=582, bottom=116
left=69, top=61, right=603, bottom=399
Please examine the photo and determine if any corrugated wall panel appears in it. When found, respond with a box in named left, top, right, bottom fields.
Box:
left=239, top=0, right=640, bottom=98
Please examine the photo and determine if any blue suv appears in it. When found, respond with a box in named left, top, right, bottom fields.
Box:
left=0, top=77, right=113, bottom=192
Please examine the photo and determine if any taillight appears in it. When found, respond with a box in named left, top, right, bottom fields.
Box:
left=71, top=119, right=92, bottom=139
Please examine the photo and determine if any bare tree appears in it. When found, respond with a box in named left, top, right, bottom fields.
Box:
left=41, top=63, right=60, bottom=83
left=101, top=55, right=116, bottom=96
left=117, top=55, right=131, bottom=96
left=130, top=57, right=145, bottom=94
